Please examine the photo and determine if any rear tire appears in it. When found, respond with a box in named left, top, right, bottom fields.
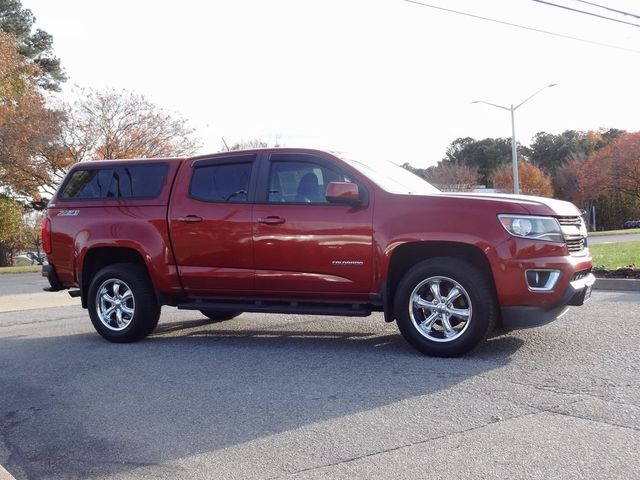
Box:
left=394, top=257, right=496, bottom=357
left=87, top=263, right=160, bottom=343
left=199, top=310, right=241, bottom=322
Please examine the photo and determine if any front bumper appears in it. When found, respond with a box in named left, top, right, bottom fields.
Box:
left=500, top=272, right=595, bottom=330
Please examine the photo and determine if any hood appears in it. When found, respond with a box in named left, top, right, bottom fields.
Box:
left=433, top=192, right=581, bottom=217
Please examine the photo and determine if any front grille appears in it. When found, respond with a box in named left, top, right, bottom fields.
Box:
left=566, top=237, right=585, bottom=253
left=556, top=216, right=587, bottom=255
left=557, top=216, right=582, bottom=226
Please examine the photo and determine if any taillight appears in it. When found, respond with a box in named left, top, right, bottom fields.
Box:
left=42, top=217, right=52, bottom=254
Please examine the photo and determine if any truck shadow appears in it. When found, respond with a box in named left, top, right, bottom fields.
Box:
left=0, top=314, right=524, bottom=479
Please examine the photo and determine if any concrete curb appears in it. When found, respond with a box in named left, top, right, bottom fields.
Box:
left=0, top=465, right=15, bottom=480
left=593, top=277, right=640, bottom=292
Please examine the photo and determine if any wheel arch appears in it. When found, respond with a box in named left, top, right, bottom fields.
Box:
left=81, top=247, right=148, bottom=308
left=384, top=241, right=497, bottom=323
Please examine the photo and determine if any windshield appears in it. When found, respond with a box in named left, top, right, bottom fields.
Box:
left=340, top=155, right=440, bottom=195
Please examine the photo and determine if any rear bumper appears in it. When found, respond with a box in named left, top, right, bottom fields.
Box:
left=42, top=264, right=65, bottom=292
left=500, top=273, right=595, bottom=330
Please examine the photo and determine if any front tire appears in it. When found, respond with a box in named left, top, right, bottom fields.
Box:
left=87, top=263, right=160, bottom=343
left=394, top=257, right=496, bottom=357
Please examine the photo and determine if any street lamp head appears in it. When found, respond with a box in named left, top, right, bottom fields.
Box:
left=548, top=83, right=558, bottom=88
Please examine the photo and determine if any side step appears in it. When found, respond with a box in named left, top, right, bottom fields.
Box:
left=177, top=300, right=372, bottom=317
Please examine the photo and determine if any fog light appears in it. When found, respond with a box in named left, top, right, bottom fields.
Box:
left=525, top=269, right=560, bottom=291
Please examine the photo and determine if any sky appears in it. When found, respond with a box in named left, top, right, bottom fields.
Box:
left=23, top=0, right=640, bottom=168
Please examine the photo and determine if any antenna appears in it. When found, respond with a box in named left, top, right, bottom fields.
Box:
left=221, top=137, right=230, bottom=152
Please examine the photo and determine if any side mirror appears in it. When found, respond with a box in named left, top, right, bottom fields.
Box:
left=325, top=182, right=361, bottom=205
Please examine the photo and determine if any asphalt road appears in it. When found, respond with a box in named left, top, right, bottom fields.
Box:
left=0, top=289, right=639, bottom=479
left=0, top=273, right=49, bottom=296
left=588, top=233, right=640, bottom=244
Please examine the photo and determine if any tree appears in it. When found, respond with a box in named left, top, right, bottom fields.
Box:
left=526, top=129, right=625, bottom=173
left=223, top=138, right=280, bottom=151
left=0, top=30, right=66, bottom=198
left=62, top=88, right=201, bottom=163
left=578, top=132, right=640, bottom=229
left=442, top=137, right=515, bottom=186
left=423, top=164, right=479, bottom=192
left=552, top=156, right=583, bottom=204
left=0, top=0, right=66, bottom=90
left=493, top=161, right=554, bottom=197
left=0, top=196, right=28, bottom=266
left=579, top=132, right=640, bottom=201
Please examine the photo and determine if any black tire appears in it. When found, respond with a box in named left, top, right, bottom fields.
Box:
left=199, top=310, right=241, bottom=322
left=87, top=263, right=160, bottom=343
left=394, top=257, right=496, bottom=357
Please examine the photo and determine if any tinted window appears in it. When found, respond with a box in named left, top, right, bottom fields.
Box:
left=60, top=164, right=169, bottom=200
left=190, top=163, right=252, bottom=202
left=268, top=160, right=352, bottom=203
left=61, top=169, right=114, bottom=199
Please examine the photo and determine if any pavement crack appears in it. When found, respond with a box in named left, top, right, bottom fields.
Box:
left=276, top=412, right=538, bottom=478
left=504, top=378, right=636, bottom=407
left=541, top=408, right=640, bottom=433
left=0, top=315, right=85, bottom=328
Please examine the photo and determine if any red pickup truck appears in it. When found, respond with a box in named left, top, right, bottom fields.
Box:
left=41, top=148, right=594, bottom=356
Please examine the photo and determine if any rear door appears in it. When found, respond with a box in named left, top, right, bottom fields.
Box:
left=169, top=154, right=257, bottom=295
left=253, top=152, right=374, bottom=296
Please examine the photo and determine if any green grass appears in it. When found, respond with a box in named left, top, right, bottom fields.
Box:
left=589, top=229, right=640, bottom=237
left=0, top=265, right=41, bottom=274
left=589, top=241, right=640, bottom=270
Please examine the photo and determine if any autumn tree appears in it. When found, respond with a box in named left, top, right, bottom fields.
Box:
left=442, top=137, right=516, bottom=186
left=493, top=161, right=554, bottom=197
left=579, top=131, right=640, bottom=209
left=526, top=129, right=625, bottom=173
left=0, top=196, right=28, bottom=266
left=423, top=164, right=479, bottom=192
left=0, top=30, right=67, bottom=198
left=62, top=89, right=201, bottom=162
left=224, top=138, right=281, bottom=151
left=552, top=156, right=583, bottom=204
left=0, top=0, right=66, bottom=90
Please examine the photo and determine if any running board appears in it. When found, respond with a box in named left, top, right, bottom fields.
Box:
left=177, top=300, right=372, bottom=317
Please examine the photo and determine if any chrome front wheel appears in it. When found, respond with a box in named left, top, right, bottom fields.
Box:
left=409, top=276, right=472, bottom=343
left=395, top=258, right=496, bottom=357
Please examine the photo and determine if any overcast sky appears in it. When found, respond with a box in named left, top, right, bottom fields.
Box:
left=24, top=0, right=640, bottom=167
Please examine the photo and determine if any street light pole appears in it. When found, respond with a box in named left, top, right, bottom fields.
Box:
left=510, top=104, right=518, bottom=194
left=473, top=83, right=557, bottom=195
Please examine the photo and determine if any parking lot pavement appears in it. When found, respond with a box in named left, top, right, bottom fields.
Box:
left=0, top=274, right=49, bottom=296
left=0, top=291, right=638, bottom=479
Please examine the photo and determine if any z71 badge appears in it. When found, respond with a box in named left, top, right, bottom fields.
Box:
left=57, top=210, right=80, bottom=217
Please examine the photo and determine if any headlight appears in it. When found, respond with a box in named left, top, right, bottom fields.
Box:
left=498, top=215, right=563, bottom=243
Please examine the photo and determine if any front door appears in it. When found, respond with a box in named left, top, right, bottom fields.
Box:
left=253, top=152, right=374, bottom=297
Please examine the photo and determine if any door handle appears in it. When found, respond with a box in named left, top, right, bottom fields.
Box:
left=177, top=215, right=203, bottom=223
left=258, top=216, right=286, bottom=225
